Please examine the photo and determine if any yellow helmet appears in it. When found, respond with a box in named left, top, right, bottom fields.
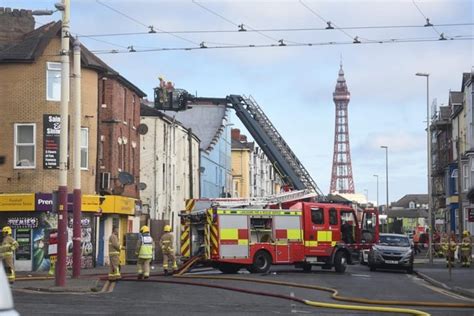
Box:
left=2, top=226, right=12, bottom=235
left=464, top=230, right=470, bottom=237
left=140, top=225, right=150, bottom=234
left=164, top=225, right=171, bottom=232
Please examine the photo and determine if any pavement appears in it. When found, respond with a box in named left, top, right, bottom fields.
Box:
left=413, top=249, right=474, bottom=299
left=13, top=263, right=165, bottom=293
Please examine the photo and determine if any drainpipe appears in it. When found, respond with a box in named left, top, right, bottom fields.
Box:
left=188, top=128, right=194, bottom=199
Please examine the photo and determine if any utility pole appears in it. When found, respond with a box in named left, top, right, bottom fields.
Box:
left=72, top=37, right=82, bottom=278
left=457, top=137, right=464, bottom=240
left=56, top=0, right=70, bottom=287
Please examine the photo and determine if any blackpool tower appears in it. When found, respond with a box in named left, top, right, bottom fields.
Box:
left=330, top=63, right=355, bottom=193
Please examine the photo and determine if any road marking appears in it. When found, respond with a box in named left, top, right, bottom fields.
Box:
left=409, top=275, right=474, bottom=302
left=351, top=274, right=371, bottom=278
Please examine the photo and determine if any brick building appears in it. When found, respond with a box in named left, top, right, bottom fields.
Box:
left=0, top=9, right=146, bottom=270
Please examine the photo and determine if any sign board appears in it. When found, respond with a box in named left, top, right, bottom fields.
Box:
left=7, top=217, right=39, bottom=229
left=468, top=208, right=474, bottom=222
left=43, top=114, right=61, bottom=169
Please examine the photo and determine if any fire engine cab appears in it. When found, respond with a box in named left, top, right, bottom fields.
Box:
left=180, top=199, right=379, bottom=274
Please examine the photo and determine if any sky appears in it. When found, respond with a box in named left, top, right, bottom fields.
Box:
left=5, top=0, right=473, bottom=204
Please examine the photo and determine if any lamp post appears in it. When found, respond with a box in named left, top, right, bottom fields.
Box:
left=373, top=174, right=379, bottom=207
left=380, top=146, right=389, bottom=233
left=416, top=72, right=433, bottom=264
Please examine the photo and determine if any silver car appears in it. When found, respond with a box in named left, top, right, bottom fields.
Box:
left=368, top=233, right=414, bottom=274
left=0, top=261, right=19, bottom=316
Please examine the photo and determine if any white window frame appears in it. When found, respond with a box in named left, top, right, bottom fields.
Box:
left=81, top=128, right=89, bottom=170
left=14, top=123, right=36, bottom=169
left=46, top=62, right=61, bottom=101
left=463, top=163, right=469, bottom=192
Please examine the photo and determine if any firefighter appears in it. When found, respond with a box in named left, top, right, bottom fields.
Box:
left=1, top=226, right=19, bottom=284
left=461, top=230, right=472, bottom=267
left=446, top=232, right=457, bottom=268
left=108, top=226, right=121, bottom=281
left=160, top=225, right=177, bottom=275
left=136, top=225, right=154, bottom=280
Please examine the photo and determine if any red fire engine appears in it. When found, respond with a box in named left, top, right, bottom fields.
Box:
left=180, top=198, right=379, bottom=273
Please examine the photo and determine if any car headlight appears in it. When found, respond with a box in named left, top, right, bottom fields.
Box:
left=401, top=250, right=413, bottom=259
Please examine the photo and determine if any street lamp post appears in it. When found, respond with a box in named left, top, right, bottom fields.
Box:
left=416, top=72, right=433, bottom=265
left=381, top=146, right=389, bottom=233
left=373, top=174, right=379, bottom=207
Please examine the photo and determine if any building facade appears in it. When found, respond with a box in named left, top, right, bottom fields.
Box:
left=139, top=104, right=200, bottom=249
left=0, top=11, right=145, bottom=270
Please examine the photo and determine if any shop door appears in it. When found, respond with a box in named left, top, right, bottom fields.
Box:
left=97, top=217, right=105, bottom=266
left=15, top=229, right=32, bottom=271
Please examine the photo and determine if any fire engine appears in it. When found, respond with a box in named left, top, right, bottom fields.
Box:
left=180, top=194, right=379, bottom=273
left=154, top=85, right=379, bottom=272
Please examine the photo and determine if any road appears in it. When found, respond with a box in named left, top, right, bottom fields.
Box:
left=13, top=264, right=474, bottom=316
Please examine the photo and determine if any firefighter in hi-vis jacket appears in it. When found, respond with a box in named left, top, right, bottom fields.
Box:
left=136, top=226, right=154, bottom=279
left=108, top=226, right=121, bottom=281
left=1, top=226, right=19, bottom=284
left=461, top=230, right=472, bottom=268
left=160, top=225, right=177, bottom=275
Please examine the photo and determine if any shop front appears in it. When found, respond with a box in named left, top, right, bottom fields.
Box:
left=0, top=193, right=140, bottom=272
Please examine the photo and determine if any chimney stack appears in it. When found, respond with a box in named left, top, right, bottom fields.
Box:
left=0, top=7, right=34, bottom=49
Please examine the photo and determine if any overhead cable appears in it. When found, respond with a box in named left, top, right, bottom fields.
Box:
left=86, top=35, right=473, bottom=55
left=191, top=0, right=303, bottom=45
left=95, top=0, right=198, bottom=45
left=411, top=0, right=442, bottom=36
left=78, top=22, right=474, bottom=38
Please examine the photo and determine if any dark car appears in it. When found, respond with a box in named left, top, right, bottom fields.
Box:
left=368, top=233, right=414, bottom=273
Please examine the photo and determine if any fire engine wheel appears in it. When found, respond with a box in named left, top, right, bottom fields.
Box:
left=334, top=251, right=347, bottom=273
left=249, top=251, right=272, bottom=273
left=216, top=263, right=242, bottom=274
left=302, top=263, right=312, bottom=272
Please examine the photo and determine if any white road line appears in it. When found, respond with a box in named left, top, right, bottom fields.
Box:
left=408, top=275, right=474, bottom=302
left=351, top=274, right=371, bottom=278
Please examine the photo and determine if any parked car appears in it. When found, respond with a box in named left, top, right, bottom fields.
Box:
left=0, top=261, right=19, bottom=316
left=368, top=233, right=414, bottom=274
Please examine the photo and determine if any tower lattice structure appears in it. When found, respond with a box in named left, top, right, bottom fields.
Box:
left=330, top=64, right=355, bottom=194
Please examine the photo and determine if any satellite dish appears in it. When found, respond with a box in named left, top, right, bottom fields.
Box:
left=138, top=123, right=148, bottom=135
left=118, top=172, right=134, bottom=185
left=138, top=182, right=147, bottom=190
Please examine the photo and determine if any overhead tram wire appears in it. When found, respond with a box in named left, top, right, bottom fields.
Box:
left=88, top=35, right=473, bottom=55
left=411, top=0, right=443, bottom=36
left=299, top=0, right=354, bottom=41
left=95, top=0, right=199, bottom=46
left=78, top=22, right=474, bottom=38
left=191, top=0, right=303, bottom=45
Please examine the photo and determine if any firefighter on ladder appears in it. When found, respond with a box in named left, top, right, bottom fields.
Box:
left=461, top=230, right=472, bottom=268
left=108, top=226, right=121, bottom=281
left=1, top=226, right=19, bottom=284
left=136, top=225, right=154, bottom=280
left=160, top=225, right=177, bottom=275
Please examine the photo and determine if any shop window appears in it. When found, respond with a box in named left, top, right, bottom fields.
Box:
left=14, top=123, right=36, bottom=168
left=311, top=208, right=324, bottom=225
left=46, top=62, right=61, bottom=101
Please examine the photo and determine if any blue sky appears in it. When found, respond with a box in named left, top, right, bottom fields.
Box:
left=5, top=0, right=473, bottom=203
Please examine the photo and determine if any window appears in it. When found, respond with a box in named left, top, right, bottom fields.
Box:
left=329, top=208, right=338, bottom=225
left=14, top=124, right=36, bottom=168
left=80, top=128, right=88, bottom=169
left=463, top=163, right=469, bottom=192
left=46, top=62, right=61, bottom=101
left=409, top=201, right=415, bottom=209
left=311, top=208, right=324, bottom=225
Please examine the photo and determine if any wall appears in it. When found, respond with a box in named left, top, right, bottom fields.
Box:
left=140, top=115, right=200, bottom=248
left=0, top=38, right=98, bottom=194
left=97, top=77, right=142, bottom=198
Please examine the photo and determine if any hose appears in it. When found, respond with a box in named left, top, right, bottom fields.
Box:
left=119, top=277, right=429, bottom=316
